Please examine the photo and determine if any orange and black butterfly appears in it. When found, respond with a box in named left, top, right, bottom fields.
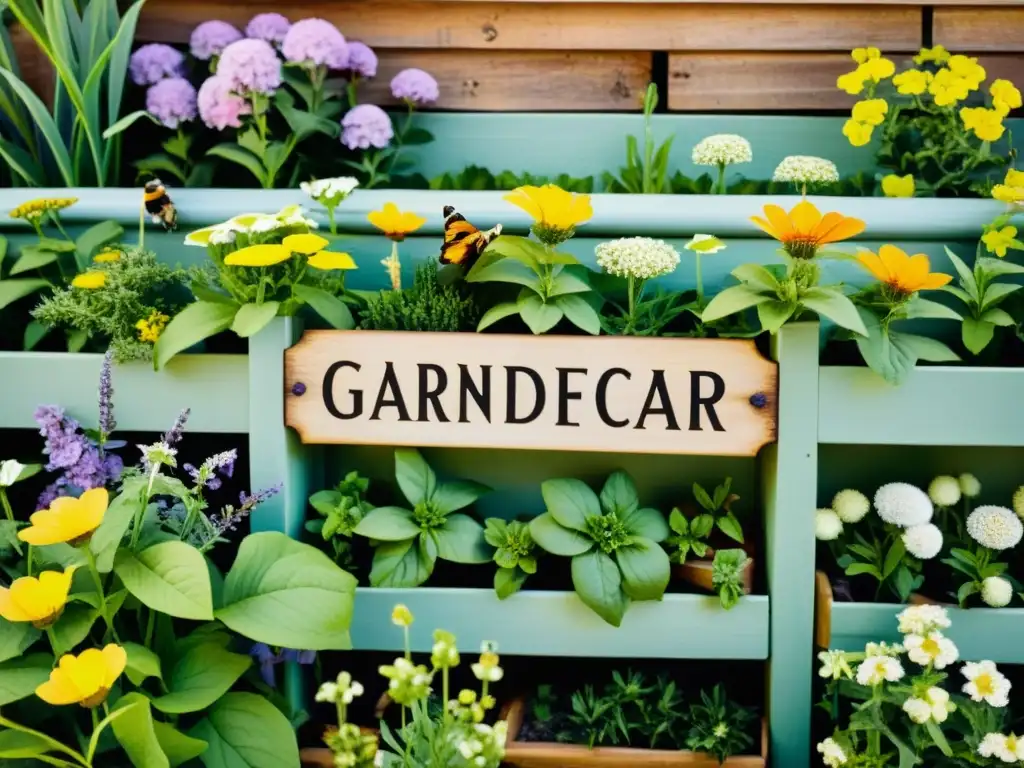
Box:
left=439, top=205, right=501, bottom=268
left=143, top=179, right=178, bottom=231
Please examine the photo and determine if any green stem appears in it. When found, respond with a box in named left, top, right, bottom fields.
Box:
left=695, top=253, right=704, bottom=309
left=129, top=464, right=159, bottom=551
left=45, top=627, right=62, bottom=657
left=84, top=547, right=119, bottom=643
left=442, top=667, right=450, bottom=728
left=26, top=545, right=33, bottom=577
left=0, top=488, right=14, bottom=522
left=326, top=205, right=337, bottom=236
left=139, top=194, right=146, bottom=251
left=715, top=163, right=726, bottom=195
left=346, top=81, right=358, bottom=109
left=386, top=103, right=415, bottom=180
left=144, top=607, right=156, bottom=648
left=626, top=276, right=636, bottom=335
left=0, top=714, right=89, bottom=766
left=256, top=269, right=269, bottom=304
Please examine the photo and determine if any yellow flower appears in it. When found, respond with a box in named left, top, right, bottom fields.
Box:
left=503, top=184, right=592, bottom=244
left=893, top=69, right=932, bottom=96
left=860, top=57, right=896, bottom=83
left=9, top=197, right=77, bottom=221
left=71, top=271, right=106, bottom=290
left=135, top=311, right=170, bottom=344
left=1007, top=169, right=1024, bottom=187
left=851, top=47, right=882, bottom=64
left=18, top=488, right=108, bottom=547
left=36, top=644, right=127, bottom=708
left=982, top=226, right=1019, bottom=257
left=991, top=79, right=1022, bottom=114
left=367, top=203, right=426, bottom=242
left=914, top=45, right=950, bottom=66
left=843, top=119, right=874, bottom=147
left=224, top=244, right=292, bottom=267
left=948, top=55, right=986, bottom=90
left=837, top=69, right=867, bottom=96
left=93, top=249, right=122, bottom=263
left=882, top=174, right=915, bottom=198
left=852, top=99, right=888, bottom=127
left=961, top=107, right=1006, bottom=142
left=392, top=604, right=413, bottom=627
left=282, top=234, right=329, bottom=255
left=307, top=251, right=357, bottom=271
left=993, top=184, right=1024, bottom=205
left=0, top=566, right=77, bottom=628
left=929, top=69, right=971, bottom=107
left=857, top=245, right=953, bottom=294
left=750, top=201, right=866, bottom=259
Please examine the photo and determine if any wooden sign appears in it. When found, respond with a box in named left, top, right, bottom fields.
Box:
left=284, top=331, right=778, bottom=457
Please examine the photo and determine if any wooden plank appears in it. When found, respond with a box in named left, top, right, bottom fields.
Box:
left=668, top=53, right=853, bottom=111
left=354, top=50, right=650, bottom=111
left=138, top=2, right=922, bottom=52
left=9, top=23, right=53, bottom=106
left=977, top=54, right=1024, bottom=82
left=933, top=8, right=1024, bottom=51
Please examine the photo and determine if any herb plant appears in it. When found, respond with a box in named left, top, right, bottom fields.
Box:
left=712, top=549, right=751, bottom=610
left=529, top=471, right=670, bottom=626
left=352, top=449, right=493, bottom=587
left=307, top=471, right=374, bottom=570
left=603, top=84, right=673, bottom=194
left=941, top=247, right=1024, bottom=355
left=484, top=518, right=539, bottom=599
left=429, top=165, right=594, bottom=193
left=360, top=259, right=478, bottom=332
left=685, top=684, right=756, bottom=763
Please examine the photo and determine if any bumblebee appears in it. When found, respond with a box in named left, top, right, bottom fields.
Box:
left=439, top=205, right=501, bottom=268
left=143, top=179, right=178, bottom=231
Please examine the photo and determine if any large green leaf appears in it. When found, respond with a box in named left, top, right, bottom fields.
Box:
left=432, top=480, right=491, bottom=514
left=963, top=318, right=995, bottom=355
left=0, top=730, right=53, bottom=760
left=216, top=532, right=356, bottom=650
left=731, top=264, right=779, bottom=291
left=903, top=296, right=961, bottom=321
left=112, top=693, right=170, bottom=768
left=292, top=284, right=354, bottom=329
left=188, top=693, right=299, bottom=768
left=90, top=490, right=137, bottom=572
left=153, top=641, right=251, bottom=714
left=0, top=620, right=39, bottom=663
left=123, top=641, right=163, bottom=686
left=153, top=722, right=208, bottom=768
left=599, top=471, right=639, bottom=517
left=0, top=137, right=46, bottom=186
left=756, top=299, right=795, bottom=334
left=0, top=68, right=74, bottom=185
left=9, top=247, right=59, bottom=275
left=801, top=288, right=867, bottom=335
left=517, top=290, right=563, bottom=334
left=75, top=220, right=123, bottom=270
left=615, top=538, right=671, bottom=601
left=619, top=507, right=670, bottom=542
left=0, top=653, right=51, bottom=705
left=529, top=513, right=593, bottom=557
left=394, top=448, right=436, bottom=505
left=548, top=270, right=591, bottom=297
left=465, top=258, right=541, bottom=290
left=701, top=284, right=771, bottom=323
left=571, top=550, right=629, bottom=627
left=352, top=506, right=421, bottom=541
left=208, top=144, right=267, bottom=187
left=541, top=478, right=601, bottom=531
left=555, top=293, right=601, bottom=335
left=49, top=603, right=98, bottom=656
left=103, top=109, right=156, bottom=139
left=114, top=541, right=214, bottom=621
left=477, top=301, right=520, bottom=332
left=231, top=302, right=280, bottom=338
left=0, top=279, right=49, bottom=312
left=433, top=514, right=491, bottom=564
left=154, top=301, right=239, bottom=370
left=368, top=538, right=434, bottom=588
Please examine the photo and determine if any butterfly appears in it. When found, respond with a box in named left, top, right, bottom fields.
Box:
left=439, top=206, right=501, bottom=267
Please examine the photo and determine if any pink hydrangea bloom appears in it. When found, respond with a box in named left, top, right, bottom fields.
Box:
left=217, top=38, right=282, bottom=95
left=129, top=43, right=184, bottom=86
left=390, top=68, right=439, bottom=106
left=197, top=75, right=251, bottom=130
left=246, top=13, right=291, bottom=46
left=341, top=104, right=393, bottom=150
left=146, top=77, right=198, bottom=128
left=344, top=41, right=377, bottom=78
left=190, top=20, right=243, bottom=61
left=281, top=18, right=347, bottom=69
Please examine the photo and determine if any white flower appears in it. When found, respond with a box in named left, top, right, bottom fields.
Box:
left=692, top=134, right=752, bottom=166
left=817, top=738, right=847, bottom=767
left=249, top=216, right=281, bottom=234
left=833, top=489, right=870, bottom=524
left=962, top=660, right=1011, bottom=707
left=959, top=473, right=981, bottom=497
left=865, top=641, right=904, bottom=657
left=896, top=604, right=950, bottom=635
left=902, top=697, right=931, bottom=724
left=314, top=682, right=337, bottom=703
left=772, top=155, right=839, bottom=185
left=874, top=483, right=933, bottom=527
left=815, top=508, right=843, bottom=541
left=967, top=506, right=1023, bottom=550
left=982, top=576, right=1014, bottom=608
left=1013, top=486, right=1024, bottom=519
left=342, top=680, right=365, bottom=704
left=978, top=732, right=1024, bottom=762
left=209, top=225, right=241, bottom=245
left=904, top=631, right=958, bottom=669
left=301, top=176, right=360, bottom=203
left=0, top=460, right=32, bottom=487
left=818, top=650, right=853, bottom=680
left=928, top=475, right=962, bottom=507
left=139, top=441, right=177, bottom=468
left=904, top=687, right=953, bottom=724
left=595, top=237, right=680, bottom=280
left=856, top=655, right=904, bottom=686
left=902, top=523, right=943, bottom=559
left=684, top=234, right=727, bottom=254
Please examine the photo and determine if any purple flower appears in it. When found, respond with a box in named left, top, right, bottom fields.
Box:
left=340, top=104, right=393, bottom=150
left=217, top=38, right=282, bottom=95
left=246, top=13, right=291, bottom=46
left=197, top=75, right=251, bottom=130
left=344, top=41, right=377, bottom=79
left=185, top=448, right=237, bottom=491
left=98, top=351, right=116, bottom=437
left=390, top=68, right=439, bottom=106
left=250, top=644, right=315, bottom=688
left=146, top=78, right=198, bottom=129
left=190, top=20, right=243, bottom=61
left=281, top=18, right=347, bottom=69
left=162, top=408, right=191, bottom=447
left=33, top=405, right=121, bottom=508
left=129, top=43, right=184, bottom=86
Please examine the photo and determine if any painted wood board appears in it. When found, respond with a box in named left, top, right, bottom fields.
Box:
left=933, top=8, right=1024, bottom=51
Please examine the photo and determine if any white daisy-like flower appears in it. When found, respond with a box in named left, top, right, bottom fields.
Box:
left=856, top=655, right=905, bottom=686
left=904, top=631, right=959, bottom=669
left=209, top=225, right=240, bottom=245
left=815, top=508, right=843, bottom=541
left=902, top=696, right=931, bottom=724
left=595, top=237, right=680, bottom=280
left=864, top=641, right=903, bottom=657
left=833, top=489, right=870, bottom=524
left=692, top=134, right=753, bottom=167
left=301, top=176, right=360, bottom=202
left=818, top=649, right=853, bottom=680
left=817, top=738, right=847, bottom=767
left=928, top=475, right=962, bottom=507
left=904, top=687, right=954, bottom=724
left=962, top=660, right=1011, bottom=707
left=1013, top=486, right=1024, bottom=519
left=896, top=604, right=951, bottom=635
left=967, top=506, right=1023, bottom=550
left=772, top=155, right=840, bottom=185
left=982, top=576, right=1014, bottom=608
left=684, top=234, right=727, bottom=254
left=959, top=473, right=982, bottom=498
left=902, top=523, right=943, bottom=559
left=874, top=483, right=933, bottom=528
left=249, top=216, right=281, bottom=234
left=978, top=732, right=1024, bottom=762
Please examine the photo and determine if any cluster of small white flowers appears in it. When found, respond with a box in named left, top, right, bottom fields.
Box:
left=455, top=722, right=507, bottom=768
left=301, top=176, right=360, bottom=203
left=963, top=660, right=1011, bottom=707
left=249, top=216, right=282, bottom=234
left=874, top=482, right=933, bottom=528
left=815, top=508, right=843, bottom=541
left=595, top=237, right=680, bottom=280
left=902, top=522, right=943, bottom=559
left=833, top=489, right=870, bottom=524
left=927, top=475, right=962, bottom=507
left=959, top=473, right=982, bottom=498
left=691, top=134, right=753, bottom=167
left=209, top=225, right=241, bottom=245
left=864, top=641, right=903, bottom=657
left=856, top=654, right=904, bottom=686
left=817, top=649, right=853, bottom=681
left=904, top=630, right=959, bottom=669
left=896, top=604, right=950, bottom=635
left=979, top=732, right=1024, bottom=763
left=902, top=686, right=953, bottom=724
left=967, top=505, right=1024, bottom=550
left=315, top=671, right=364, bottom=705
left=817, top=737, right=847, bottom=767
left=982, top=575, right=1014, bottom=607
left=772, top=155, right=839, bottom=184
left=139, top=441, right=177, bottom=469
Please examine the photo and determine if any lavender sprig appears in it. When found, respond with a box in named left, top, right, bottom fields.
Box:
left=162, top=408, right=191, bottom=448
left=201, top=483, right=282, bottom=550
left=184, top=449, right=237, bottom=491
left=98, top=350, right=116, bottom=444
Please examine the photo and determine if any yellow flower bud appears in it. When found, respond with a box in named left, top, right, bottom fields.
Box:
left=881, top=174, right=915, bottom=198
left=391, top=604, right=413, bottom=627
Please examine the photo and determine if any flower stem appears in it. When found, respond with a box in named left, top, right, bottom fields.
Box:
left=0, top=488, right=14, bottom=522
left=715, top=163, right=726, bottom=195
left=84, top=547, right=119, bottom=643
left=326, top=205, right=337, bottom=236
left=138, top=195, right=146, bottom=251
left=695, top=253, right=704, bottom=309
left=46, top=627, right=61, bottom=657
left=0, top=714, right=89, bottom=766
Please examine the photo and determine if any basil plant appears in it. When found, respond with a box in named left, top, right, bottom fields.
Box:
left=529, top=471, right=670, bottom=626
left=353, top=449, right=493, bottom=587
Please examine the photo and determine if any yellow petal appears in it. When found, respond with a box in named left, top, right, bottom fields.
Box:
left=367, top=202, right=400, bottom=232
left=36, top=669, right=84, bottom=705
left=749, top=215, right=779, bottom=239
left=502, top=187, right=544, bottom=222
left=903, top=253, right=932, bottom=289
left=761, top=204, right=794, bottom=240
left=78, top=488, right=108, bottom=534
left=184, top=225, right=218, bottom=246
left=307, top=251, right=357, bottom=271
left=857, top=251, right=890, bottom=283
left=789, top=201, right=823, bottom=235
left=0, top=585, right=35, bottom=622
left=224, top=244, right=292, bottom=267
left=817, top=215, right=866, bottom=244
left=877, top=245, right=909, bottom=282
left=1005, top=169, right=1024, bottom=187
left=100, top=644, right=127, bottom=688
left=63, top=648, right=106, bottom=700
left=283, top=234, right=329, bottom=255
left=71, top=272, right=106, bottom=289
left=920, top=273, right=953, bottom=290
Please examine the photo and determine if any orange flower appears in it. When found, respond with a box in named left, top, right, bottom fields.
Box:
left=750, top=201, right=865, bottom=259
left=857, top=245, right=953, bottom=294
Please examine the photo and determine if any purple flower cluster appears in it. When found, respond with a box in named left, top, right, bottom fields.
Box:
left=190, top=20, right=243, bottom=61
left=208, top=483, right=282, bottom=537
left=146, top=77, right=198, bottom=129
left=197, top=75, right=251, bottom=129
left=34, top=406, right=122, bottom=509
left=217, top=38, right=282, bottom=95
left=162, top=408, right=191, bottom=448
left=390, top=67, right=439, bottom=106
left=281, top=18, right=348, bottom=69
left=250, top=643, right=315, bottom=687
left=129, top=43, right=184, bottom=86
left=184, top=448, right=237, bottom=491
left=341, top=104, right=393, bottom=150
left=98, top=351, right=116, bottom=438
left=344, top=41, right=377, bottom=79
left=246, top=13, right=291, bottom=46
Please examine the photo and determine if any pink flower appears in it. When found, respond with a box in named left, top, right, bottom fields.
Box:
left=344, top=41, right=377, bottom=78
left=197, top=75, right=251, bottom=130
left=217, top=38, right=282, bottom=95
left=390, top=68, right=439, bottom=106
left=341, top=104, right=393, bottom=150
left=146, top=77, right=198, bottom=128
left=190, top=20, right=243, bottom=61
left=246, top=13, right=291, bottom=46
left=129, top=43, right=184, bottom=86
left=281, top=18, right=347, bottom=69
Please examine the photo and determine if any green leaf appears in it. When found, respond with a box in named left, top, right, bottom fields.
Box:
left=549, top=271, right=592, bottom=297
left=701, top=284, right=772, bottom=323
left=275, top=98, right=339, bottom=141
left=0, top=278, right=49, bottom=311
left=903, top=296, right=961, bottom=321
left=981, top=282, right=1022, bottom=312
left=114, top=541, right=214, bottom=621
left=0, top=729, right=52, bottom=759
left=49, top=603, right=98, bottom=655
left=731, top=264, right=779, bottom=291
left=75, top=220, right=124, bottom=269
left=0, top=620, right=39, bottom=663
left=495, top=567, right=528, bottom=600
left=124, top=641, right=163, bottom=686
left=112, top=693, right=169, bottom=768
left=91, top=490, right=138, bottom=572
left=394, top=448, right=436, bottom=505
left=616, top=538, right=671, bottom=601
left=619, top=507, right=669, bottom=542
left=693, top=483, right=714, bottom=511
left=716, top=512, right=744, bottom=544
left=103, top=108, right=157, bottom=139
left=801, top=287, right=867, bottom=336
left=529, top=513, right=594, bottom=556
left=208, top=144, right=267, bottom=186
left=432, top=480, right=491, bottom=514
left=153, top=722, right=208, bottom=767
left=0, top=653, right=52, bottom=705
left=668, top=508, right=688, bottom=536
left=216, top=532, right=357, bottom=650
left=466, top=258, right=542, bottom=290
left=433, top=514, right=492, bottom=564
left=897, top=333, right=960, bottom=362
left=555, top=293, right=601, bottom=335
left=599, top=471, right=639, bottom=517
left=981, top=307, right=1015, bottom=326
left=845, top=562, right=883, bottom=580
left=756, top=299, right=795, bottom=333
left=188, top=693, right=299, bottom=768
left=369, top=538, right=433, bottom=588
left=944, top=246, right=977, bottom=300
left=477, top=301, right=520, bottom=331
left=153, top=641, right=251, bottom=714
left=292, top=284, right=354, bottom=330
left=963, top=317, right=995, bottom=355
left=571, top=550, right=628, bottom=627
left=0, top=137, right=46, bottom=186
left=883, top=537, right=906, bottom=579
left=0, top=69, right=74, bottom=185
left=541, top=478, right=601, bottom=531
left=9, top=247, right=58, bottom=275
left=517, top=290, right=563, bottom=334
left=353, top=506, right=420, bottom=541
left=231, top=302, right=280, bottom=338
left=154, top=301, right=239, bottom=370
left=957, top=580, right=979, bottom=606
left=474, top=236, right=544, bottom=273
left=23, top=320, right=50, bottom=350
